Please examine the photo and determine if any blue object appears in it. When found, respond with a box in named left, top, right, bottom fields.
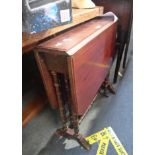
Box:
left=22, top=0, right=72, bottom=33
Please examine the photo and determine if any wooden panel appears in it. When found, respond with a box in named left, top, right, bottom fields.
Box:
left=69, top=23, right=117, bottom=115
left=35, top=52, right=59, bottom=109
left=35, top=16, right=118, bottom=116
left=42, top=52, right=68, bottom=74
left=37, top=18, right=112, bottom=52
left=22, top=95, right=47, bottom=127
left=22, top=6, right=104, bottom=52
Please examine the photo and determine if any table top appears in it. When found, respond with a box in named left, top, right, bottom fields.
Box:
left=37, top=17, right=114, bottom=55
left=22, top=6, right=104, bottom=53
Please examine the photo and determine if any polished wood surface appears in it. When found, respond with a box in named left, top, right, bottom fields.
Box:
left=35, top=16, right=117, bottom=115
left=69, top=23, right=117, bottom=114
left=23, top=6, right=104, bottom=53
left=93, top=0, right=133, bottom=83
left=38, top=19, right=113, bottom=52
left=22, top=6, right=104, bottom=127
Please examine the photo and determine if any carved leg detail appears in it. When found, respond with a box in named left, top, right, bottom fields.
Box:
left=56, top=127, right=91, bottom=150
left=53, top=73, right=91, bottom=150
left=56, top=115, right=91, bottom=150
left=76, top=134, right=91, bottom=150
left=70, top=115, right=91, bottom=150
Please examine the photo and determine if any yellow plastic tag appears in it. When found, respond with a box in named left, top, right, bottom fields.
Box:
left=85, top=129, right=107, bottom=145
left=96, top=137, right=109, bottom=155
left=85, top=127, right=128, bottom=155
left=107, top=127, right=128, bottom=155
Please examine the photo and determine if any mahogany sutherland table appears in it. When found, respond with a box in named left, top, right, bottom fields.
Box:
left=35, top=12, right=118, bottom=150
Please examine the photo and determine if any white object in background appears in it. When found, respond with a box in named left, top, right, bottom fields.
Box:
left=72, top=0, right=95, bottom=9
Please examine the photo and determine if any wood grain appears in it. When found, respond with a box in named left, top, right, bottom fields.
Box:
left=35, top=52, right=59, bottom=109
left=68, top=23, right=117, bottom=115
left=22, top=6, right=104, bottom=52
left=22, top=95, right=47, bottom=127
left=35, top=16, right=118, bottom=116
left=37, top=18, right=112, bottom=53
